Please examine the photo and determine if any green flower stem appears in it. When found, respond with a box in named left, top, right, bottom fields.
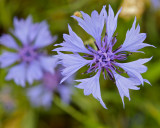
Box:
left=54, top=95, right=86, bottom=124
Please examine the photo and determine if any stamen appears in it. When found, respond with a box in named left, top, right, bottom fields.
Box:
left=115, top=54, right=127, bottom=60
left=87, top=66, right=96, bottom=73
left=94, top=41, right=99, bottom=50
left=106, top=69, right=114, bottom=81
left=103, top=36, right=108, bottom=50
left=85, top=44, right=98, bottom=54
left=82, top=65, right=97, bottom=74
left=102, top=67, right=106, bottom=79
left=83, top=55, right=94, bottom=58
left=111, top=65, right=123, bottom=74
left=112, top=33, right=118, bottom=46
left=113, top=45, right=122, bottom=53
left=106, top=47, right=109, bottom=52
left=111, top=63, right=125, bottom=74
left=82, top=31, right=131, bottom=81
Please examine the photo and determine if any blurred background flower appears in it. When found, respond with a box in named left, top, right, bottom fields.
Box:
left=150, top=0, right=160, bottom=9
left=119, top=0, right=146, bottom=19
left=0, top=0, right=160, bottom=128
left=27, top=69, right=73, bottom=108
left=0, top=16, right=57, bottom=86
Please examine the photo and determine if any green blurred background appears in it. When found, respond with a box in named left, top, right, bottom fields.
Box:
left=0, top=0, right=160, bottom=128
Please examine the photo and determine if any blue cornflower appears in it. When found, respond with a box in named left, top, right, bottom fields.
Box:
left=54, top=5, right=155, bottom=109
left=0, top=16, right=57, bottom=87
left=27, top=67, right=73, bottom=108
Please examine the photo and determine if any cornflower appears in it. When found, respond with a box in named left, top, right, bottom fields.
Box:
left=27, top=68, right=73, bottom=108
left=0, top=16, right=57, bottom=86
left=54, top=5, right=154, bottom=109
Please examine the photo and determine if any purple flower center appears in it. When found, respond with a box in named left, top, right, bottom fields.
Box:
left=84, top=34, right=130, bottom=80
left=19, top=46, right=37, bottom=62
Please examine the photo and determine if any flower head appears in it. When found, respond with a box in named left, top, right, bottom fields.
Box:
left=0, top=16, right=57, bottom=86
left=27, top=68, right=73, bottom=108
left=54, top=5, right=154, bottom=109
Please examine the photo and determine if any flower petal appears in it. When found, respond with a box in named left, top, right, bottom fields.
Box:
left=116, top=57, right=152, bottom=85
left=72, top=6, right=106, bottom=47
left=27, top=85, right=53, bottom=107
left=151, top=0, right=160, bottom=9
left=12, top=16, right=33, bottom=45
left=0, top=34, right=19, bottom=50
left=57, top=52, right=91, bottom=83
left=34, top=21, right=57, bottom=48
left=75, top=71, right=107, bottom=109
left=26, top=60, right=43, bottom=85
left=58, top=85, right=72, bottom=104
left=0, top=52, right=20, bottom=68
left=113, top=71, right=140, bottom=107
left=106, top=5, right=122, bottom=44
left=6, top=63, right=26, bottom=87
left=116, top=17, right=155, bottom=53
left=144, top=79, right=151, bottom=85
left=39, top=56, right=58, bottom=74
left=53, top=25, right=90, bottom=54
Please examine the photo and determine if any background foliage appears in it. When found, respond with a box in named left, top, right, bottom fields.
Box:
left=0, top=0, right=160, bottom=128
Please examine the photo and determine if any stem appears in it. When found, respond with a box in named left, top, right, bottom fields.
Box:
left=54, top=96, right=86, bottom=124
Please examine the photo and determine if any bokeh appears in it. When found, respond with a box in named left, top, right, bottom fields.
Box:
left=0, top=0, right=160, bottom=128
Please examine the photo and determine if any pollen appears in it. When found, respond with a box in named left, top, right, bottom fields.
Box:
left=73, top=11, right=82, bottom=18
